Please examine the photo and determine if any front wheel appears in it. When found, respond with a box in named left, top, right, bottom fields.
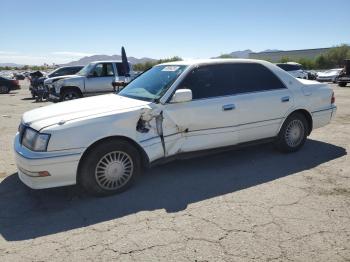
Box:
left=79, top=140, right=141, bottom=196
left=61, top=89, right=81, bottom=101
left=275, top=113, right=308, bottom=153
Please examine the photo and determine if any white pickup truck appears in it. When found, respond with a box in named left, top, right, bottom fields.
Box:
left=48, top=61, right=134, bottom=101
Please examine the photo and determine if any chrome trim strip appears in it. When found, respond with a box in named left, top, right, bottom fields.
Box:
left=16, top=150, right=81, bottom=160
left=312, top=106, right=337, bottom=114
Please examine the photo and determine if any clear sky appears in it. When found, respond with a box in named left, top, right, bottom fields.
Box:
left=0, top=0, right=349, bottom=65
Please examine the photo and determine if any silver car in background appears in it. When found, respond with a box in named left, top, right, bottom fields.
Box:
left=317, top=68, right=343, bottom=83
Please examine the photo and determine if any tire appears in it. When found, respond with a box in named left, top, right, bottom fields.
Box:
left=338, top=82, right=347, bottom=87
left=61, top=88, right=81, bottom=101
left=275, top=112, right=308, bottom=153
left=79, top=140, right=141, bottom=196
left=0, top=85, right=10, bottom=94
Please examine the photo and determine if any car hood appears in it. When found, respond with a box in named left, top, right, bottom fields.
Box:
left=44, top=75, right=77, bottom=84
left=22, top=94, right=152, bottom=131
left=317, top=72, right=336, bottom=77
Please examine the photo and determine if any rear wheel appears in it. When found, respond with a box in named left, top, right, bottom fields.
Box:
left=79, top=140, right=141, bottom=196
left=275, top=112, right=308, bottom=153
left=0, top=86, right=10, bottom=94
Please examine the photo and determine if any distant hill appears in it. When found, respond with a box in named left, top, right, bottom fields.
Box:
left=0, top=63, right=24, bottom=67
left=228, top=49, right=252, bottom=58
left=216, top=49, right=282, bottom=59
left=249, top=48, right=330, bottom=62
left=62, top=55, right=156, bottom=66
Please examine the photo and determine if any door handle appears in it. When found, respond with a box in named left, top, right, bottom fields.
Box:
left=281, top=96, right=290, bottom=102
left=222, top=104, right=235, bottom=111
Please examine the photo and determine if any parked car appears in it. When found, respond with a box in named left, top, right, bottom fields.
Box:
left=316, top=68, right=343, bottom=83
left=0, top=76, right=20, bottom=94
left=49, top=61, right=135, bottom=101
left=276, top=62, right=309, bottom=79
left=337, top=59, right=350, bottom=87
left=306, top=70, right=317, bottom=80
left=44, top=66, right=84, bottom=89
left=14, top=73, right=25, bottom=80
left=29, top=71, right=44, bottom=98
left=14, top=59, right=336, bottom=196
left=30, top=66, right=83, bottom=98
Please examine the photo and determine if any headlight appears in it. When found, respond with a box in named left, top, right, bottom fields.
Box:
left=22, top=128, right=50, bottom=151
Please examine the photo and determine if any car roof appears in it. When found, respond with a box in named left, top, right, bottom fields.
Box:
left=89, top=60, right=124, bottom=64
left=158, top=58, right=271, bottom=67
left=59, top=65, right=84, bottom=69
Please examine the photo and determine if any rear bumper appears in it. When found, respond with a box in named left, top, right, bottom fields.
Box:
left=312, top=105, right=337, bottom=129
left=14, top=133, right=83, bottom=189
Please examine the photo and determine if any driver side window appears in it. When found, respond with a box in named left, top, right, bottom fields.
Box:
left=179, top=66, right=217, bottom=99
left=91, top=63, right=114, bottom=77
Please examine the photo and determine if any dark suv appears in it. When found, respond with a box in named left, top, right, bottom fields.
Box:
left=30, top=66, right=83, bottom=98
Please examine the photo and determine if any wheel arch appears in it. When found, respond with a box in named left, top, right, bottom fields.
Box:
left=76, top=135, right=150, bottom=184
left=280, top=109, right=313, bottom=135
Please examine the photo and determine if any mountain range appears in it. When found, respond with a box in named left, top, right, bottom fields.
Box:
left=225, top=49, right=281, bottom=58
left=61, top=55, right=157, bottom=66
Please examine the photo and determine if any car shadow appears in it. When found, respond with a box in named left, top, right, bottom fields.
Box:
left=0, top=139, right=346, bottom=241
left=21, top=97, right=35, bottom=101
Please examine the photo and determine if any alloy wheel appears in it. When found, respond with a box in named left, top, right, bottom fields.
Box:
left=284, top=119, right=305, bottom=147
left=95, top=151, right=134, bottom=190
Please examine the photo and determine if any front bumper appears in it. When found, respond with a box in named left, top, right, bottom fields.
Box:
left=14, top=133, right=83, bottom=189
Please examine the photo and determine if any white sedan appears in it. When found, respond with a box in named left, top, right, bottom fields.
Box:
left=317, top=68, right=343, bottom=83
left=14, top=59, right=337, bottom=196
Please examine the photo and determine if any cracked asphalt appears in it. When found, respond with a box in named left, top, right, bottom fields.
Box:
left=0, top=81, right=349, bottom=261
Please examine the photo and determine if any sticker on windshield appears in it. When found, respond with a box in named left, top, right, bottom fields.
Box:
left=162, top=66, right=180, bottom=72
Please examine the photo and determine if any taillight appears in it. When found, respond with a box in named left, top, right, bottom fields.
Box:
left=331, top=91, right=335, bottom=104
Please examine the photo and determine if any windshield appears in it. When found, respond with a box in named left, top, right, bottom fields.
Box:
left=119, top=65, right=187, bottom=102
left=77, top=63, right=95, bottom=76
left=47, top=68, right=61, bottom=77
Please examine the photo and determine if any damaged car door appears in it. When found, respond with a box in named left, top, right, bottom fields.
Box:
left=162, top=64, right=241, bottom=156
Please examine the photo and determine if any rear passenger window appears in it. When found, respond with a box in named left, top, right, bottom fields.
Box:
left=179, top=63, right=286, bottom=100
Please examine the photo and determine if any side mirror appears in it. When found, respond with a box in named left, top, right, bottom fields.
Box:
left=170, top=89, right=192, bottom=103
